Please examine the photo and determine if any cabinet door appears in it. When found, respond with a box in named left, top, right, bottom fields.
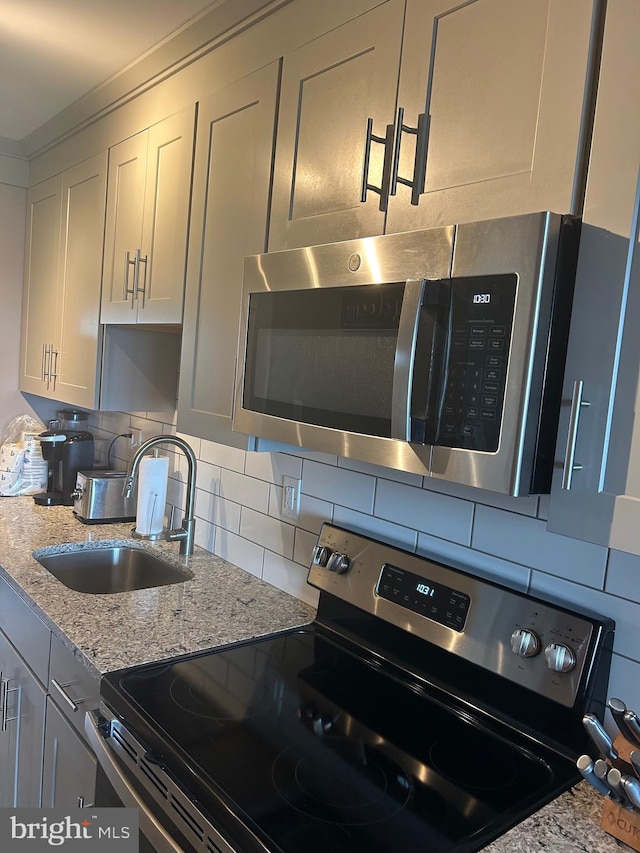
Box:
left=19, top=174, right=62, bottom=396
left=101, top=132, right=147, bottom=323
left=42, top=698, right=96, bottom=809
left=138, top=108, right=195, bottom=324
left=547, top=0, right=640, bottom=551
left=386, top=0, right=599, bottom=233
left=0, top=630, right=46, bottom=808
left=177, top=62, right=280, bottom=446
left=55, top=152, right=108, bottom=408
left=269, top=0, right=406, bottom=250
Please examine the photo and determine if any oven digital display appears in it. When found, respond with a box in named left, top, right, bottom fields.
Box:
left=376, top=564, right=470, bottom=632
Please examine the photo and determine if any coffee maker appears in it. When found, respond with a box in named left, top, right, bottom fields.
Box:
left=34, top=410, right=94, bottom=507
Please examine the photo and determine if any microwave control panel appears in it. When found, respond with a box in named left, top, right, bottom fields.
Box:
left=436, top=274, right=517, bottom=453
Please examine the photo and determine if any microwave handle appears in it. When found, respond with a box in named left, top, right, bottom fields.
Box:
left=391, top=279, right=427, bottom=440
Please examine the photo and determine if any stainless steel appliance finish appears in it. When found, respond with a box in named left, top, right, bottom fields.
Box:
left=233, top=212, right=579, bottom=495
left=95, top=523, right=614, bottom=853
left=73, top=470, right=136, bottom=523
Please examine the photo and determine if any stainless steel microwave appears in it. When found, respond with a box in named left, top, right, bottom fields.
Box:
left=233, top=212, right=579, bottom=495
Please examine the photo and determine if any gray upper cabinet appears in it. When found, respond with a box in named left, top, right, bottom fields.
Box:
left=20, top=153, right=108, bottom=408
left=177, top=62, right=281, bottom=447
left=269, top=0, right=601, bottom=251
left=386, top=0, right=602, bottom=233
left=269, top=0, right=407, bottom=250
left=101, top=108, right=194, bottom=324
left=547, top=0, right=640, bottom=555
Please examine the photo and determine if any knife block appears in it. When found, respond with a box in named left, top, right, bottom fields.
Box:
left=600, top=734, right=640, bottom=851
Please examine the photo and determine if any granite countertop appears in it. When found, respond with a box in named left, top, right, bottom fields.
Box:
left=0, top=496, right=315, bottom=676
left=0, top=497, right=629, bottom=853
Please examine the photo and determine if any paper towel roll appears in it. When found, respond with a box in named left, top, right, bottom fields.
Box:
left=135, top=455, right=169, bottom=536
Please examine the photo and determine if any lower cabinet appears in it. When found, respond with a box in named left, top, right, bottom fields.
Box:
left=42, top=697, right=97, bottom=809
left=0, top=628, right=47, bottom=808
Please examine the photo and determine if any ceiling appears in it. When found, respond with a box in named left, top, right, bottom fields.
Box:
left=0, top=0, right=220, bottom=145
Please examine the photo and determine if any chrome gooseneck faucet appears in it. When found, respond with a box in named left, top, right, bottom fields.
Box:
left=125, top=435, right=197, bottom=556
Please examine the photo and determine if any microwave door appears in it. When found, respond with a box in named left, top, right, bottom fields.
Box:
left=391, top=278, right=450, bottom=445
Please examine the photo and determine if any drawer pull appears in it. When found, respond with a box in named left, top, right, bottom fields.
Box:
left=51, top=678, right=80, bottom=712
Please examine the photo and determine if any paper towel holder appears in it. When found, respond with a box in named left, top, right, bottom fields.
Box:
left=124, top=435, right=197, bottom=556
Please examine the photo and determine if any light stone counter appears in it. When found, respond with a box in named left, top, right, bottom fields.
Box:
left=0, top=498, right=629, bottom=853
left=0, top=496, right=315, bottom=677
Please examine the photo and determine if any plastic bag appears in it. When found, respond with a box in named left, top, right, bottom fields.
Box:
left=0, top=414, right=47, bottom=496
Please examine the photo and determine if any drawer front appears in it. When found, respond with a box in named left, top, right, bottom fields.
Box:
left=0, top=573, right=50, bottom=686
left=49, top=632, right=100, bottom=740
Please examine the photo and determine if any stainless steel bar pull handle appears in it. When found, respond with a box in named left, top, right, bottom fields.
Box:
left=561, top=380, right=591, bottom=490
left=124, top=250, right=136, bottom=304
left=50, top=678, right=79, bottom=713
left=1, top=677, right=20, bottom=731
left=389, top=108, right=429, bottom=205
left=136, top=249, right=148, bottom=308
left=360, top=118, right=395, bottom=212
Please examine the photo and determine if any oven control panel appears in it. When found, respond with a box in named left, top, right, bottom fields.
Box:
left=309, top=524, right=612, bottom=708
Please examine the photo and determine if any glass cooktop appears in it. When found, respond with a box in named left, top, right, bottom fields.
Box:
left=102, top=625, right=577, bottom=853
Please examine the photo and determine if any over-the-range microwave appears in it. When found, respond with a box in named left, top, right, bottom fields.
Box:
left=232, top=212, right=580, bottom=496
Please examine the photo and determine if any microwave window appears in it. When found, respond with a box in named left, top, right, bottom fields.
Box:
left=243, top=284, right=405, bottom=437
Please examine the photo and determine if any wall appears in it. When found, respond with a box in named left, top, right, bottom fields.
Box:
left=0, top=153, right=32, bottom=436
left=87, top=405, right=640, bottom=731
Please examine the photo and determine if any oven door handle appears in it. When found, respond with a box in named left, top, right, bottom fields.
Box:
left=84, top=710, right=186, bottom=853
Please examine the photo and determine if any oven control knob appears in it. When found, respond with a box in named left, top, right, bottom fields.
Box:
left=544, top=643, right=576, bottom=673
left=312, top=545, right=330, bottom=567
left=510, top=628, right=541, bottom=658
left=327, top=552, right=350, bottom=574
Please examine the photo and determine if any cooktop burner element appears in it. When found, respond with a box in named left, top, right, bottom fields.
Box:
left=98, top=523, right=614, bottom=853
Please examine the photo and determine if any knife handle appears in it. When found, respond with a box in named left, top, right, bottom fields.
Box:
left=608, top=767, right=635, bottom=810
left=622, top=773, right=640, bottom=810
left=583, top=713, right=618, bottom=761
left=608, top=698, right=640, bottom=746
left=577, top=755, right=612, bottom=796
left=624, top=710, right=640, bottom=747
left=630, top=750, right=640, bottom=779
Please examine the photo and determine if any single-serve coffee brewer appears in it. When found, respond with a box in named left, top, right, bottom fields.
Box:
left=34, top=410, right=94, bottom=506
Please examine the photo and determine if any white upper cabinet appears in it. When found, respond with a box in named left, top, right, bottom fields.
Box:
left=20, top=153, right=108, bottom=408
left=101, top=108, right=194, bottom=324
left=547, top=0, right=640, bottom=555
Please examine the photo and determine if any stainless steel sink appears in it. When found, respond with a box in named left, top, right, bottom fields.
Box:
left=34, top=546, right=190, bottom=594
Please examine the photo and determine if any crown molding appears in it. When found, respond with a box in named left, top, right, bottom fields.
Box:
left=20, top=0, right=285, bottom=160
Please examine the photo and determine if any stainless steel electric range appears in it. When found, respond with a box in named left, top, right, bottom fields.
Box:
left=88, top=523, right=614, bottom=853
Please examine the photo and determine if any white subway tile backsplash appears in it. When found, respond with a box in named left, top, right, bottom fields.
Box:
left=293, top=528, right=317, bottom=568
left=268, top=487, right=332, bottom=535
left=338, top=456, right=423, bottom=487
left=416, top=533, right=531, bottom=591
left=263, top=551, right=319, bottom=608
left=422, top=478, right=539, bottom=517
left=195, top=491, right=241, bottom=534
left=201, top=439, right=246, bottom=473
left=302, top=459, right=375, bottom=513
left=606, top=655, right=640, bottom=736
left=605, top=548, right=640, bottom=603
left=196, top=460, right=221, bottom=496
left=220, top=469, right=270, bottom=514
left=375, top=479, right=473, bottom=545
left=472, top=505, right=608, bottom=588
left=214, top=529, right=264, bottom=578
left=195, top=517, right=216, bottom=552
left=240, top=507, right=295, bottom=559
left=244, top=451, right=302, bottom=484
left=332, top=506, right=418, bottom=552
